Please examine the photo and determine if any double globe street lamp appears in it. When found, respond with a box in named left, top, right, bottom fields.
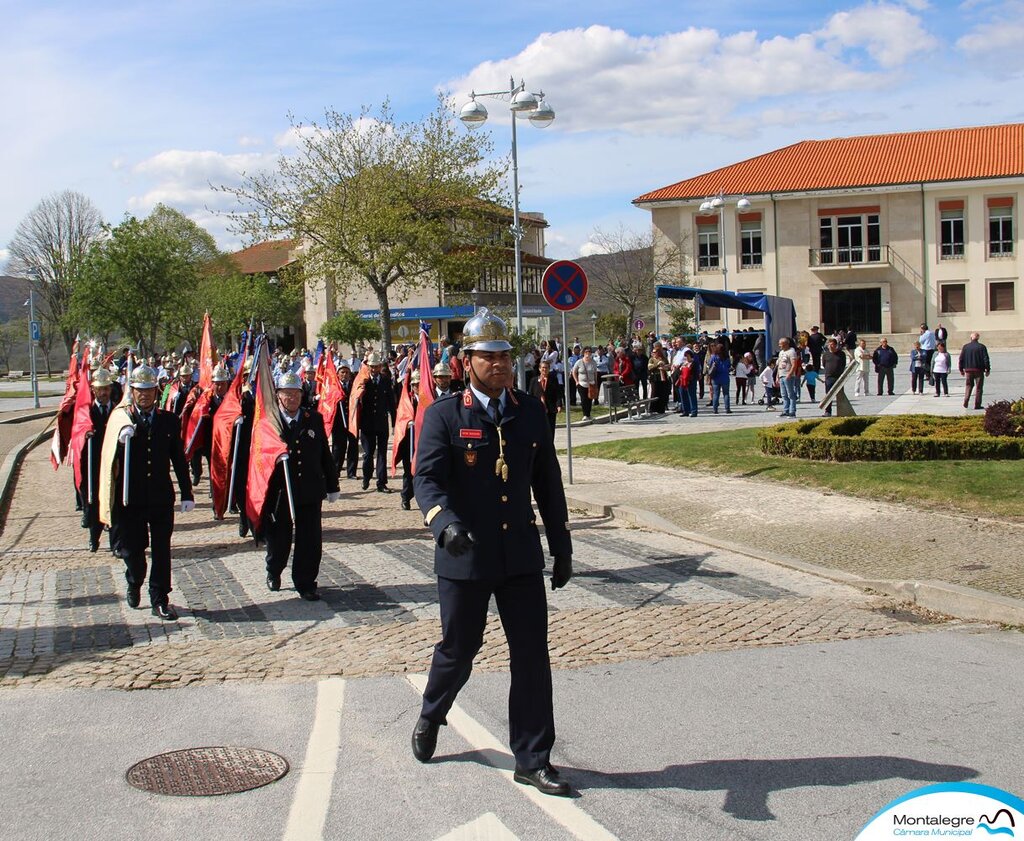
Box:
left=460, top=78, right=554, bottom=389
left=698, top=192, right=751, bottom=333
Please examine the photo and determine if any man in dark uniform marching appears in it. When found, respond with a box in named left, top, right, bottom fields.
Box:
left=333, top=363, right=359, bottom=481
left=263, top=372, right=340, bottom=601
left=79, top=368, right=116, bottom=552
left=411, top=308, right=575, bottom=797
left=358, top=352, right=396, bottom=493
left=432, top=362, right=461, bottom=398
left=232, top=358, right=255, bottom=538
left=110, top=365, right=194, bottom=620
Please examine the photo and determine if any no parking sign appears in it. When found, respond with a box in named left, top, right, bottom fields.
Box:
left=542, top=261, right=588, bottom=312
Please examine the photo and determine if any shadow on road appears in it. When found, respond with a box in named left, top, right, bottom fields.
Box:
left=442, top=749, right=977, bottom=821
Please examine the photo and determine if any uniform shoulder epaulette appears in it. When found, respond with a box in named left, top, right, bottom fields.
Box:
left=434, top=392, right=457, bottom=402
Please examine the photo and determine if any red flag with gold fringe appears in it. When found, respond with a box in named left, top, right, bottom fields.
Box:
left=245, top=342, right=287, bottom=535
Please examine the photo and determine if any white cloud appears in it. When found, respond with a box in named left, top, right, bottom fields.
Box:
left=444, top=8, right=936, bottom=136
left=237, top=135, right=264, bottom=148
left=0, top=248, right=10, bottom=271
left=956, top=1, right=1024, bottom=65
left=818, top=3, right=938, bottom=67
left=126, top=148, right=279, bottom=249
left=578, top=241, right=609, bottom=257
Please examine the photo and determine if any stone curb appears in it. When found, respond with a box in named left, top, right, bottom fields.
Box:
left=0, top=427, right=52, bottom=533
left=0, top=409, right=56, bottom=425
left=565, top=490, right=1024, bottom=628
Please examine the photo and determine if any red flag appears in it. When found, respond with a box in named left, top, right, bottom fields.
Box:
left=162, top=380, right=181, bottom=412
left=197, top=311, right=217, bottom=390
left=210, top=357, right=246, bottom=520
left=183, top=387, right=212, bottom=458
left=348, top=362, right=370, bottom=442
left=317, top=346, right=344, bottom=433
left=391, top=373, right=415, bottom=477
left=50, top=338, right=81, bottom=470
left=68, top=365, right=94, bottom=491
left=245, top=343, right=288, bottom=535
left=411, top=326, right=435, bottom=474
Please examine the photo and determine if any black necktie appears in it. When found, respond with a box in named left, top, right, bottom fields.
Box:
left=488, top=397, right=502, bottom=425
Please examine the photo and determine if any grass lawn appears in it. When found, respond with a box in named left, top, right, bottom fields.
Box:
left=0, top=390, right=62, bottom=399
left=575, top=427, right=1024, bottom=521
left=568, top=404, right=610, bottom=423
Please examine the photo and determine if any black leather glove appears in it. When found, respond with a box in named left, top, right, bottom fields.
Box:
left=441, top=523, right=475, bottom=557
left=551, top=554, right=573, bottom=590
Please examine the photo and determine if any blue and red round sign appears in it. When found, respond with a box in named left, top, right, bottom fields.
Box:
left=542, top=260, right=588, bottom=312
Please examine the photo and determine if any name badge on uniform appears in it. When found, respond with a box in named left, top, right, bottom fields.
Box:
left=460, top=429, right=483, bottom=439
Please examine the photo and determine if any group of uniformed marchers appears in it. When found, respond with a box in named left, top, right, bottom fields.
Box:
left=51, top=308, right=577, bottom=796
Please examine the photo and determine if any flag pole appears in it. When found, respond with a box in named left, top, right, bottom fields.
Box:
left=226, top=416, right=244, bottom=514
left=280, top=454, right=297, bottom=521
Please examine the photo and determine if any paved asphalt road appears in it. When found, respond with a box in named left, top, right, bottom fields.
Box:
left=1, top=628, right=1021, bottom=840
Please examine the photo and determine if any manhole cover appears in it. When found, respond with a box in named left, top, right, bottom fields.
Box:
left=126, top=746, right=289, bottom=796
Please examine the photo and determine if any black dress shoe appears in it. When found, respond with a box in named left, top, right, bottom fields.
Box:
left=376, top=486, right=391, bottom=494
left=401, top=499, right=411, bottom=510
left=514, top=763, right=571, bottom=797
left=88, top=538, right=99, bottom=553
left=362, top=479, right=370, bottom=490
left=126, top=585, right=141, bottom=609
left=152, top=603, right=177, bottom=621
left=298, top=589, right=320, bottom=601
left=412, top=717, right=439, bottom=763
left=267, top=574, right=281, bottom=592
left=239, top=521, right=249, bottom=538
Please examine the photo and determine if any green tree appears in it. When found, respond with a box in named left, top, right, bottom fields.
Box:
left=667, top=304, right=697, bottom=338
left=318, top=309, right=381, bottom=353
left=6, top=190, right=104, bottom=353
left=0, top=321, right=21, bottom=373
left=594, top=312, right=628, bottom=345
left=223, top=95, right=508, bottom=349
left=71, top=209, right=203, bottom=353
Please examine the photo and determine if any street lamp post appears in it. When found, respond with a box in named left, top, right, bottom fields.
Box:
left=590, top=310, right=597, bottom=346
left=460, top=77, right=555, bottom=389
left=699, top=192, right=750, bottom=334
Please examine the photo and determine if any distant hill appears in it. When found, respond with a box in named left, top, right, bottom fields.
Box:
left=558, top=248, right=659, bottom=343
left=0, top=275, right=33, bottom=323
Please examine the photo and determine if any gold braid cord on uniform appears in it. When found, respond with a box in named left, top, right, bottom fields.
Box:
left=494, top=426, right=509, bottom=482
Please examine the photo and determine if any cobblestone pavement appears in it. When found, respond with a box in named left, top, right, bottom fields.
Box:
left=0, top=445, right=953, bottom=690
left=563, top=456, right=1024, bottom=601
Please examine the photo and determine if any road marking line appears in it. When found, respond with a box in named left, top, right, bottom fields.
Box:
left=435, top=812, right=519, bottom=840
left=406, top=674, right=618, bottom=841
left=282, top=677, right=346, bottom=841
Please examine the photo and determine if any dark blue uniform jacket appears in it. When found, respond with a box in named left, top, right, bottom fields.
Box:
left=414, top=387, right=572, bottom=581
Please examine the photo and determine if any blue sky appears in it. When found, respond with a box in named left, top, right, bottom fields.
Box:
left=2, top=0, right=1023, bottom=265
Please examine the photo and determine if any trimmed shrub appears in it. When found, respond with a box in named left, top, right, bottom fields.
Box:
left=756, top=415, right=1024, bottom=462
left=983, top=399, right=1024, bottom=438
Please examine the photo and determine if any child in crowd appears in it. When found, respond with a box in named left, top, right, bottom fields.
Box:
left=759, top=358, right=778, bottom=410
left=802, top=364, right=819, bottom=403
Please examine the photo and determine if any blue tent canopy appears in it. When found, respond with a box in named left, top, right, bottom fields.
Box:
left=655, top=285, right=797, bottom=353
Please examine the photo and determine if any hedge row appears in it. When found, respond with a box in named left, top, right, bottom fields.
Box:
left=756, top=415, right=1024, bottom=461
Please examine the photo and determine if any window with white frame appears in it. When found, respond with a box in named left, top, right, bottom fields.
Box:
left=818, top=213, right=881, bottom=264
left=989, top=201, right=1014, bottom=257
left=697, top=223, right=719, bottom=271
left=940, top=206, right=965, bottom=259
left=740, top=219, right=762, bottom=268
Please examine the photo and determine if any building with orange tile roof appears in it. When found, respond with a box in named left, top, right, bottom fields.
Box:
left=634, top=123, right=1024, bottom=349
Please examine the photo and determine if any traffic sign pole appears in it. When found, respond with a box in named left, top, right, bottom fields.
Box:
left=542, top=261, right=588, bottom=486
left=562, top=310, right=573, bottom=485
left=28, top=291, right=39, bottom=409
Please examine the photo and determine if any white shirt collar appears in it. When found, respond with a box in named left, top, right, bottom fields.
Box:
left=469, top=382, right=505, bottom=413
